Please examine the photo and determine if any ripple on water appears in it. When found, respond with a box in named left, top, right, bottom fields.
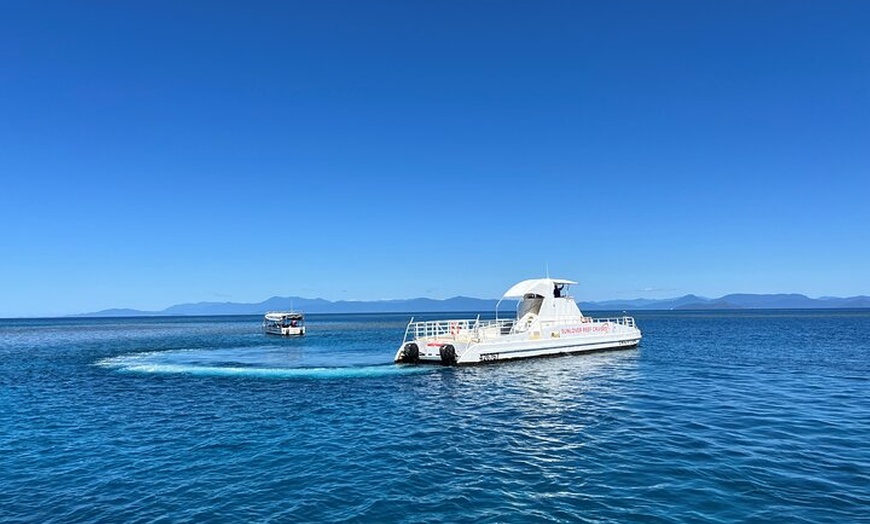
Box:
left=2, top=312, right=869, bottom=523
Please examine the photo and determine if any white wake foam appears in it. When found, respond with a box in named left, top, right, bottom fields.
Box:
left=96, top=349, right=431, bottom=379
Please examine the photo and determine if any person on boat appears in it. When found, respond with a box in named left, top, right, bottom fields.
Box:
left=554, top=284, right=564, bottom=298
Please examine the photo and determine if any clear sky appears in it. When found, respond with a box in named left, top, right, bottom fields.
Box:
left=2, top=1, right=868, bottom=317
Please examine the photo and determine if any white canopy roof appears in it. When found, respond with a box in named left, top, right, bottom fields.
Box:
left=502, top=278, right=578, bottom=298
left=264, top=311, right=303, bottom=320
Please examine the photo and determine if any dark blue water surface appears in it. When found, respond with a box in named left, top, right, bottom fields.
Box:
left=1, top=311, right=868, bottom=523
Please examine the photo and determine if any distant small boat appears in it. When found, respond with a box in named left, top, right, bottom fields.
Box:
left=263, top=311, right=306, bottom=336
left=395, top=277, right=641, bottom=365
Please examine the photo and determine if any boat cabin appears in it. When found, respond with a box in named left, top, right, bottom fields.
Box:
left=502, top=278, right=585, bottom=333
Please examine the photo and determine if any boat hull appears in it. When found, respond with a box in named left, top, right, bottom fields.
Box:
left=396, top=323, right=641, bottom=365
left=264, top=326, right=306, bottom=336
left=460, top=335, right=639, bottom=365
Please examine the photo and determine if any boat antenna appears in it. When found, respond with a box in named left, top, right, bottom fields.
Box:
left=546, top=262, right=550, bottom=279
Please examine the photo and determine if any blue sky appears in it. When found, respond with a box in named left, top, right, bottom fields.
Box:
left=2, top=1, right=868, bottom=317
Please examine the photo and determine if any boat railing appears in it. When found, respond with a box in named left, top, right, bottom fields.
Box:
left=402, top=317, right=514, bottom=344
left=608, top=316, right=636, bottom=328
left=402, top=315, right=636, bottom=344
left=539, top=316, right=637, bottom=328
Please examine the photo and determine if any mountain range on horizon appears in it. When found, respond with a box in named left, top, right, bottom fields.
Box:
left=77, top=292, right=870, bottom=317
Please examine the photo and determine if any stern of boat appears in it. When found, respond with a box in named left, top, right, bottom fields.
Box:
left=395, top=317, right=481, bottom=366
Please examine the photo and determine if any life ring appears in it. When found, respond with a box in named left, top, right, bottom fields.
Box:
left=449, top=322, right=460, bottom=335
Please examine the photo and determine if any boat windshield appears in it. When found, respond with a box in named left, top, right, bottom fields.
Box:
left=518, top=295, right=543, bottom=318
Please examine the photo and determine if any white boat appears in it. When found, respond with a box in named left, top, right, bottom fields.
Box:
left=263, top=311, right=306, bottom=336
left=394, top=278, right=641, bottom=365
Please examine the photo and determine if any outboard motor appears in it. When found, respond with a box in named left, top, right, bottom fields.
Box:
left=439, top=344, right=457, bottom=366
left=398, top=342, right=420, bottom=364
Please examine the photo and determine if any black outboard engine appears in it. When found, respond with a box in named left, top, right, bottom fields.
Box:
left=398, top=342, right=420, bottom=364
left=439, top=344, right=457, bottom=366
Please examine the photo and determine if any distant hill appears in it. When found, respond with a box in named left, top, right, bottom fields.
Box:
left=80, top=296, right=504, bottom=317
left=581, top=294, right=712, bottom=311
left=77, top=293, right=870, bottom=317
left=669, top=294, right=870, bottom=310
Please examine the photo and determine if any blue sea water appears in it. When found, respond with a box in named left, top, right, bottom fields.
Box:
left=1, top=311, right=868, bottom=523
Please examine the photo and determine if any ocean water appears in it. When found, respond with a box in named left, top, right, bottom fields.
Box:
left=1, top=310, right=868, bottom=523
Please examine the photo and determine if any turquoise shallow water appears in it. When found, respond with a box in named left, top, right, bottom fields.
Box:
left=1, top=311, right=868, bottom=523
